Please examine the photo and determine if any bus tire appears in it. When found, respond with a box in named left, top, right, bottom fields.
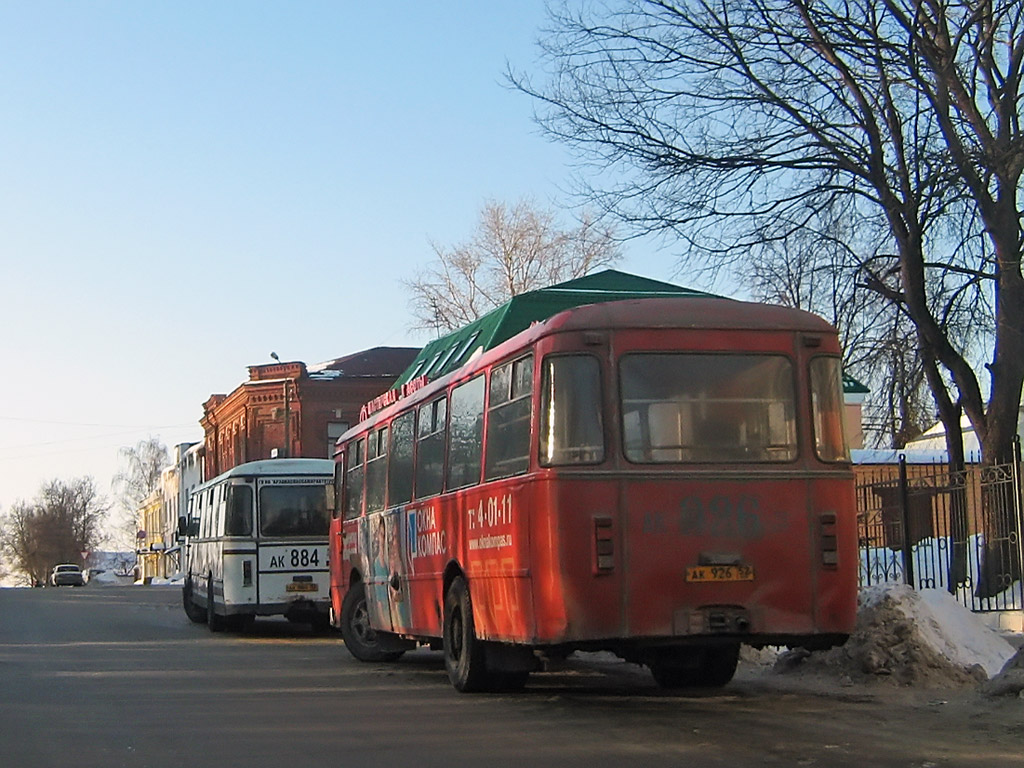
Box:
left=694, top=643, right=740, bottom=687
left=182, top=579, right=206, bottom=624
left=443, top=576, right=489, bottom=692
left=650, top=644, right=739, bottom=689
left=207, top=578, right=225, bottom=633
left=340, top=582, right=403, bottom=662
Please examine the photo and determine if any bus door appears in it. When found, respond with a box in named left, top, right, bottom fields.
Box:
left=362, top=514, right=393, bottom=632
left=362, top=426, right=395, bottom=631
left=381, top=506, right=413, bottom=631
left=381, top=408, right=418, bottom=633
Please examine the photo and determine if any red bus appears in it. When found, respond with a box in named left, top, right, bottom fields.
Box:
left=329, top=297, right=857, bottom=692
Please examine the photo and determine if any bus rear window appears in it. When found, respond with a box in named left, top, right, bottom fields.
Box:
left=810, top=356, right=850, bottom=462
left=540, top=355, right=604, bottom=465
left=259, top=485, right=330, bottom=537
left=620, top=354, right=797, bottom=463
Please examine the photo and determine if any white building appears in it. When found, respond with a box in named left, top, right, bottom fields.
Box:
left=905, top=407, right=1024, bottom=459
left=158, top=442, right=204, bottom=576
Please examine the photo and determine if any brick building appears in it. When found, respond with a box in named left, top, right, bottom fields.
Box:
left=200, top=346, right=418, bottom=481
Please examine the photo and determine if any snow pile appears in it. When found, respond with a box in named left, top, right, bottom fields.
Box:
left=776, top=584, right=1016, bottom=688
left=984, top=648, right=1024, bottom=697
left=88, top=570, right=131, bottom=586
left=909, top=588, right=1015, bottom=677
left=145, top=575, right=184, bottom=586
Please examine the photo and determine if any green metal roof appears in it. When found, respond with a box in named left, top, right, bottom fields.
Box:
left=395, top=270, right=712, bottom=386
left=842, top=373, right=870, bottom=395
left=395, top=269, right=871, bottom=395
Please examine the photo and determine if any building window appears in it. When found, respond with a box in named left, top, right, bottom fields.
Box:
left=327, top=421, right=349, bottom=458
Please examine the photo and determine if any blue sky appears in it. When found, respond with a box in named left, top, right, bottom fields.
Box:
left=0, top=1, right=701, bottom=524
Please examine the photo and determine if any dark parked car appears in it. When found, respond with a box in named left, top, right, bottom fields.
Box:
left=50, top=564, right=85, bottom=587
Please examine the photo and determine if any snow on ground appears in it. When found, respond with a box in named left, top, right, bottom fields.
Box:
left=772, top=584, right=1019, bottom=692
left=89, top=570, right=133, bottom=586
left=143, top=574, right=184, bottom=586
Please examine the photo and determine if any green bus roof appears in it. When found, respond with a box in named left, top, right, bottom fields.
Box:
left=394, top=269, right=870, bottom=397
left=395, top=270, right=712, bottom=386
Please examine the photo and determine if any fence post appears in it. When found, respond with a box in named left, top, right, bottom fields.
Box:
left=898, top=454, right=915, bottom=588
left=1014, top=437, right=1024, bottom=598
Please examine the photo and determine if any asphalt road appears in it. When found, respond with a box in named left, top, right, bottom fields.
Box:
left=1, top=585, right=1021, bottom=768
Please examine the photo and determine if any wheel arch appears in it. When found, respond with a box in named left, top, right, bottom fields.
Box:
left=442, top=560, right=466, bottom=601
left=347, top=566, right=363, bottom=586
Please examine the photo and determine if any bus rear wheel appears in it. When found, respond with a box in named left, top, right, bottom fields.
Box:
left=649, top=643, right=740, bottom=689
left=207, top=578, right=225, bottom=633
left=182, top=578, right=206, bottom=624
left=443, top=576, right=490, bottom=692
left=340, top=582, right=403, bottom=662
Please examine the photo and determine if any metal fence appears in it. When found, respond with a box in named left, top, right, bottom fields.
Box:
left=856, top=448, right=1024, bottom=612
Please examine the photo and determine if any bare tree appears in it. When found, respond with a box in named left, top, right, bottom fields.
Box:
left=0, top=478, right=108, bottom=587
left=405, top=199, right=620, bottom=333
left=514, top=0, right=1022, bottom=468
left=741, top=201, right=938, bottom=448
left=110, top=437, right=168, bottom=548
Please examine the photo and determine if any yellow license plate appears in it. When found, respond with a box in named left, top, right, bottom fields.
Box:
left=686, top=565, right=754, bottom=582
left=286, top=582, right=319, bottom=592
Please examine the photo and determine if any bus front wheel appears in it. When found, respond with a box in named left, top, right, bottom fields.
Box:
left=340, top=582, right=403, bottom=662
left=443, top=576, right=489, bottom=692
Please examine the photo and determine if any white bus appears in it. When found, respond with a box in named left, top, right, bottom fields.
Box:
left=181, top=458, right=334, bottom=631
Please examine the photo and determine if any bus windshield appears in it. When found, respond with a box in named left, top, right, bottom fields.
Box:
left=621, top=353, right=797, bottom=463
left=259, top=485, right=330, bottom=537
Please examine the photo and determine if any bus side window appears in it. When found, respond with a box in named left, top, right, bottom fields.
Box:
left=225, top=485, right=253, bottom=536
left=388, top=411, right=415, bottom=506
left=199, top=491, right=209, bottom=538
left=187, top=494, right=201, bottom=537
left=345, top=437, right=366, bottom=520
left=332, top=461, right=344, bottom=520
left=447, top=375, right=485, bottom=490
left=485, top=354, right=533, bottom=480
left=366, top=426, right=389, bottom=513
left=415, top=397, right=446, bottom=499
left=215, top=485, right=226, bottom=537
